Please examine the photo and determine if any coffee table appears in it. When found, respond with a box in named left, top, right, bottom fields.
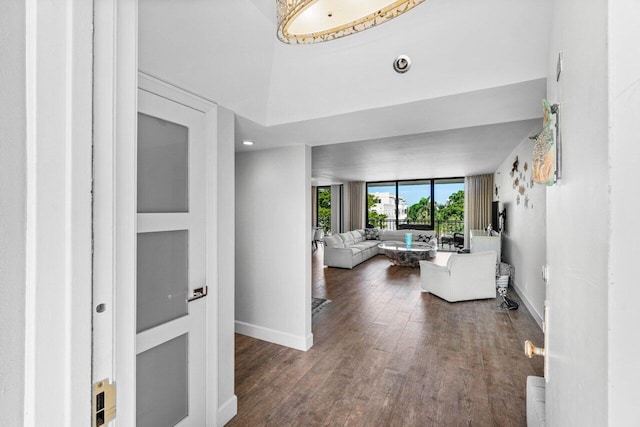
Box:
left=378, top=241, right=437, bottom=267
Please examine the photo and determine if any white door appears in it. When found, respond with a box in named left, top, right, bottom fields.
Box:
left=134, top=88, right=208, bottom=426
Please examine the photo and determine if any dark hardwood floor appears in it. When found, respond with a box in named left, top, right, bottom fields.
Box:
left=228, top=249, right=544, bottom=426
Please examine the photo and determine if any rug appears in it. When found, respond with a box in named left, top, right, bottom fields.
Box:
left=312, top=297, right=331, bottom=316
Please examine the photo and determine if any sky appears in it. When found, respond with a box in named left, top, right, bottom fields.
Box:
left=369, top=182, right=464, bottom=206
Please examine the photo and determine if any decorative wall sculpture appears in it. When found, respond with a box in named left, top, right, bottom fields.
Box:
left=499, top=152, right=535, bottom=209
left=532, top=99, right=560, bottom=185
left=510, top=155, right=519, bottom=177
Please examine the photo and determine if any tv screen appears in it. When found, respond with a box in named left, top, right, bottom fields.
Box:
left=491, top=201, right=500, bottom=232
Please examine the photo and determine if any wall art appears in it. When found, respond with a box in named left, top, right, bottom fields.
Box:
left=532, top=99, right=561, bottom=185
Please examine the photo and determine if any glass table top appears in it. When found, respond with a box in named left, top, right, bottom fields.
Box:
left=378, top=241, right=434, bottom=252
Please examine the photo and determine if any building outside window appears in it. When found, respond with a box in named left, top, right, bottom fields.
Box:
left=368, top=192, right=408, bottom=223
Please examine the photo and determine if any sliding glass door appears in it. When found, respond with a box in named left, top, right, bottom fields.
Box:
left=399, top=180, right=432, bottom=228
left=434, top=178, right=465, bottom=236
left=366, top=178, right=464, bottom=234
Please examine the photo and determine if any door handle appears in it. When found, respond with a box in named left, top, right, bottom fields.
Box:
left=524, top=340, right=545, bottom=358
left=187, top=286, right=207, bottom=302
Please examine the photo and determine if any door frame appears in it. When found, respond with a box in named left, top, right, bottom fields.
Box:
left=93, top=1, right=221, bottom=424
left=23, top=0, right=93, bottom=424
left=92, top=1, right=138, bottom=424
left=24, top=1, right=226, bottom=423
left=136, top=74, right=221, bottom=426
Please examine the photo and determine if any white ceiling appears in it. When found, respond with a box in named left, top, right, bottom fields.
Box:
left=138, top=0, right=553, bottom=185
left=312, top=119, right=541, bottom=184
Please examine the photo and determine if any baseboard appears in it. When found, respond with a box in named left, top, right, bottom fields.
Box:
left=217, top=395, right=237, bottom=426
left=305, top=332, right=314, bottom=350
left=511, top=280, right=544, bottom=329
left=235, top=320, right=313, bottom=351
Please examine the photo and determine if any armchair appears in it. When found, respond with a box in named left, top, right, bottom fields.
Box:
left=453, top=232, right=464, bottom=249
left=419, top=251, right=497, bottom=302
left=312, top=227, right=324, bottom=250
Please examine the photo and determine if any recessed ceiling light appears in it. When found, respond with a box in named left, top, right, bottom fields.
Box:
left=242, top=140, right=255, bottom=146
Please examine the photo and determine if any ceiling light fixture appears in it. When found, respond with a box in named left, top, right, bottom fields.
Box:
left=242, top=140, right=255, bottom=146
left=277, top=0, right=425, bottom=44
left=393, top=55, right=411, bottom=73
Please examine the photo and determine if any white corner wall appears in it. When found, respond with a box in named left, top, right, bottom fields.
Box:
left=494, top=136, right=546, bottom=326
left=608, top=1, right=640, bottom=424
left=216, top=107, right=238, bottom=423
left=0, top=1, right=25, bottom=424
left=235, top=145, right=312, bottom=350
left=545, top=0, right=609, bottom=425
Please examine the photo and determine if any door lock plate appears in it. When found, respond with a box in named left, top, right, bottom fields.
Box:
left=93, top=378, right=116, bottom=426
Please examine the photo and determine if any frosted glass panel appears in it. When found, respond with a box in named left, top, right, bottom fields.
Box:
left=137, top=231, right=188, bottom=333
left=137, top=112, right=189, bottom=213
left=137, top=334, right=188, bottom=427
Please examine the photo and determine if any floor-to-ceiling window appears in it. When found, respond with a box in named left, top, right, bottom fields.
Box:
left=434, top=178, right=465, bottom=236
left=366, top=178, right=464, bottom=236
left=366, top=181, right=395, bottom=229
left=399, top=179, right=433, bottom=228
left=316, top=186, right=331, bottom=233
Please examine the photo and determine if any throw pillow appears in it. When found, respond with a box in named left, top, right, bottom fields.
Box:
left=417, top=234, right=432, bottom=243
left=364, top=228, right=379, bottom=240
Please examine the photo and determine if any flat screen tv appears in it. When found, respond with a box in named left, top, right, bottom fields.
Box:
left=491, top=201, right=500, bottom=232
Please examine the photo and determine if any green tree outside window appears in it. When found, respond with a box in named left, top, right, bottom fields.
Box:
left=317, top=188, right=332, bottom=233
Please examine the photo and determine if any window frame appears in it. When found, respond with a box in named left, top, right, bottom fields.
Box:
left=365, top=177, right=464, bottom=230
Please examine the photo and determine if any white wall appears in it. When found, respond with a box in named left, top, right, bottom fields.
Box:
left=235, top=145, right=312, bottom=350
left=0, top=1, right=25, bottom=424
left=545, top=0, right=609, bottom=424
left=216, top=107, right=237, bottom=422
left=137, top=0, right=275, bottom=124
left=494, top=136, right=546, bottom=326
left=608, top=1, right=640, bottom=424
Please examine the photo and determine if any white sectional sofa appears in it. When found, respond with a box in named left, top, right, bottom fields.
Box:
left=323, top=228, right=437, bottom=269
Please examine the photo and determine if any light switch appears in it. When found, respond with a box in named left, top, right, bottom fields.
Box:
left=541, top=264, right=549, bottom=284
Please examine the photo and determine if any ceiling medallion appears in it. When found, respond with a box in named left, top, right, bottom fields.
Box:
left=277, top=0, right=426, bottom=45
